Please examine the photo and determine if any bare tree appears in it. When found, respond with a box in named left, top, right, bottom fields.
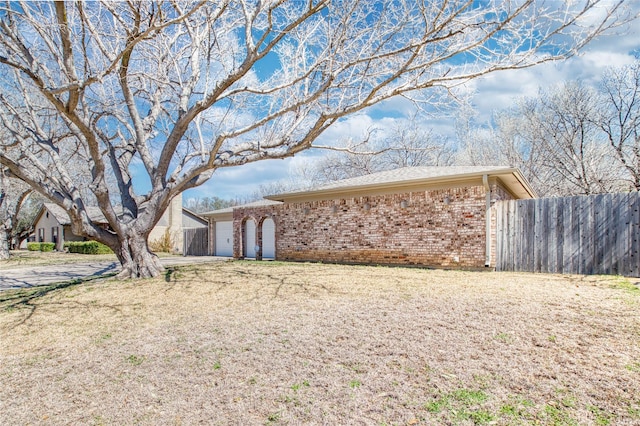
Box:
left=377, top=117, right=454, bottom=169
left=0, top=1, right=633, bottom=277
left=0, top=171, right=33, bottom=259
left=313, top=150, right=381, bottom=183
left=295, top=118, right=454, bottom=185
left=454, top=104, right=504, bottom=166
left=185, top=196, right=235, bottom=213
left=518, top=82, right=627, bottom=195
left=0, top=171, right=11, bottom=259
left=454, top=105, right=542, bottom=183
left=598, top=59, right=640, bottom=189
left=456, top=83, right=630, bottom=196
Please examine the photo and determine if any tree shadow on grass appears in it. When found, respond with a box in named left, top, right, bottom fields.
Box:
left=162, top=265, right=202, bottom=291
left=165, top=267, right=177, bottom=283
left=232, top=267, right=334, bottom=301
left=0, top=273, right=118, bottom=328
left=161, top=261, right=335, bottom=300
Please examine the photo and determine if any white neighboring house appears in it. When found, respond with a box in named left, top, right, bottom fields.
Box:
left=32, top=194, right=207, bottom=253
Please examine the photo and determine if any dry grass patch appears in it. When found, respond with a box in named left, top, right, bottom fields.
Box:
left=1, top=261, right=639, bottom=425
left=0, top=250, right=179, bottom=270
left=0, top=250, right=118, bottom=270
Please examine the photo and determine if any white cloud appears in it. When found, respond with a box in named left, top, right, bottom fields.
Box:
left=464, top=6, right=640, bottom=123
left=185, top=158, right=293, bottom=201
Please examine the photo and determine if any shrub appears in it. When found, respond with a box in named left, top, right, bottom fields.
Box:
left=66, top=241, right=113, bottom=254
left=40, top=243, right=55, bottom=252
left=149, top=229, right=177, bottom=253
left=27, top=242, right=41, bottom=251
left=27, top=242, right=56, bottom=251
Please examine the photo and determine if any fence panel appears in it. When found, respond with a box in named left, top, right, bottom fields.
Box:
left=183, top=228, right=209, bottom=256
left=496, top=192, right=640, bottom=277
left=631, top=194, right=640, bottom=277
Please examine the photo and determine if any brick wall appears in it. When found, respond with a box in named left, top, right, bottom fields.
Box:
left=234, top=183, right=515, bottom=268
left=233, top=208, right=274, bottom=260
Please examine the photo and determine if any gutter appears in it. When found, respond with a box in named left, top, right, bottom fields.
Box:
left=483, top=174, right=491, bottom=267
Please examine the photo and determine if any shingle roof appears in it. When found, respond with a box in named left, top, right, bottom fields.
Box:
left=265, top=166, right=532, bottom=201
left=200, top=199, right=282, bottom=216
left=297, top=166, right=514, bottom=192
left=182, top=208, right=208, bottom=224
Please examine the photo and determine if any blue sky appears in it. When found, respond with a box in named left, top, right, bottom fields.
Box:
left=173, top=5, right=640, bottom=204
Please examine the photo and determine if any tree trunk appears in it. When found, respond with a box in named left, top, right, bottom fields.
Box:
left=0, top=182, right=7, bottom=259
left=0, top=226, right=9, bottom=260
left=113, top=233, right=165, bottom=279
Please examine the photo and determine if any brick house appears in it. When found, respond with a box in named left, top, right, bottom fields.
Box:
left=206, top=166, right=535, bottom=269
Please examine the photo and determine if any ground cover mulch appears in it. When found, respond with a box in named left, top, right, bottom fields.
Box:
left=0, top=261, right=638, bottom=425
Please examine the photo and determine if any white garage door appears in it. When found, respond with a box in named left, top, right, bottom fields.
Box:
left=244, top=219, right=256, bottom=258
left=262, top=218, right=275, bottom=259
left=215, top=221, right=234, bottom=257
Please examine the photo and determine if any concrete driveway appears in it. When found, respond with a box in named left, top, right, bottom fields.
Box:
left=0, top=256, right=230, bottom=290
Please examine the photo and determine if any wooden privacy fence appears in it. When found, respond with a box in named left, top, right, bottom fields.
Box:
left=183, top=228, right=209, bottom=256
left=495, top=192, right=640, bottom=277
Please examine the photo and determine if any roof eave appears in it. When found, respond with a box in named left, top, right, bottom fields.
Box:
left=510, top=169, right=538, bottom=199
left=31, top=205, right=47, bottom=227
left=265, top=168, right=533, bottom=202
left=182, top=207, right=209, bottom=223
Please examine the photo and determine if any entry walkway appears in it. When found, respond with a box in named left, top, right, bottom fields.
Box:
left=0, top=256, right=229, bottom=290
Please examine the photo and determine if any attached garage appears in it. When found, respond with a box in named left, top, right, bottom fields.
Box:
left=201, top=200, right=282, bottom=259
left=200, top=206, right=235, bottom=257
left=215, top=221, right=234, bottom=257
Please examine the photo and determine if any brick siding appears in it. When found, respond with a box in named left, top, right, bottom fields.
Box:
left=234, top=183, right=515, bottom=268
